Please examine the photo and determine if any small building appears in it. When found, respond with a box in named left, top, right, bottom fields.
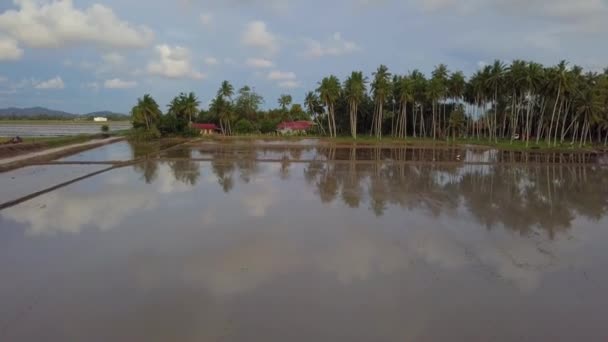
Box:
left=277, top=121, right=314, bottom=135
left=192, top=123, right=220, bottom=135
left=93, top=117, right=108, bottom=122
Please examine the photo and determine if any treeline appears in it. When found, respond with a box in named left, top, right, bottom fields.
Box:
left=130, top=81, right=310, bottom=138
left=131, top=60, right=608, bottom=146
left=313, top=61, right=608, bottom=147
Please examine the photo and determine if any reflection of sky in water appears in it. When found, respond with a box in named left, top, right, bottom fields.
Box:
left=1, top=161, right=608, bottom=340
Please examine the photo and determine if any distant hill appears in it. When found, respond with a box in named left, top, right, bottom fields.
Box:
left=0, top=107, right=128, bottom=120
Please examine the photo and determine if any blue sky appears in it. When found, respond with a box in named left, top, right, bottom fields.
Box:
left=1, top=0, right=607, bottom=113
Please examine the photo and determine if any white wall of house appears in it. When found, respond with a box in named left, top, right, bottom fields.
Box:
left=94, top=117, right=108, bottom=122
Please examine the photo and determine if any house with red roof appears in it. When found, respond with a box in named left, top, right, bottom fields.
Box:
left=277, top=121, right=314, bottom=135
left=192, top=123, right=220, bottom=135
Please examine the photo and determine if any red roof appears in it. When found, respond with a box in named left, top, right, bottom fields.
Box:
left=277, top=121, right=314, bottom=130
left=192, top=123, right=219, bottom=130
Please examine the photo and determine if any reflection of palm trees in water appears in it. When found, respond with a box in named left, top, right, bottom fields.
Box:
left=132, top=142, right=608, bottom=237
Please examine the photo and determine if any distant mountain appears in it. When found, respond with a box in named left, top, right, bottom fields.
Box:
left=0, top=107, right=76, bottom=119
left=0, top=107, right=128, bottom=120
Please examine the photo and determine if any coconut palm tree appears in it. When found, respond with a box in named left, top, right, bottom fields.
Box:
left=218, top=80, right=234, bottom=100
left=344, top=71, right=367, bottom=139
left=371, top=65, right=392, bottom=138
left=317, top=76, right=341, bottom=137
left=278, top=94, right=293, bottom=112
left=486, top=60, right=506, bottom=142
left=546, top=60, right=569, bottom=146
left=132, top=94, right=161, bottom=130
left=182, top=92, right=200, bottom=124
left=410, top=70, right=427, bottom=137
left=395, top=75, right=414, bottom=138
left=305, top=91, right=326, bottom=135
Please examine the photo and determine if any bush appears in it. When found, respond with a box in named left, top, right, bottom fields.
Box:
left=100, top=124, right=110, bottom=133
left=130, top=126, right=161, bottom=141
left=259, top=118, right=279, bottom=134
left=234, top=119, right=256, bottom=134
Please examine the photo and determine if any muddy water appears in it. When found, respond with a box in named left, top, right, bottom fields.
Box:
left=1, top=143, right=608, bottom=341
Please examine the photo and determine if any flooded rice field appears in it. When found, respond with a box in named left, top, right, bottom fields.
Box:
left=0, top=122, right=131, bottom=137
left=1, top=139, right=608, bottom=341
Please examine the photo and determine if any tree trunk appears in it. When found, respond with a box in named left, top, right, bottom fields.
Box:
left=547, top=83, right=560, bottom=145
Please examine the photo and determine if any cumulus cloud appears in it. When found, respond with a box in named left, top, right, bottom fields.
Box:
left=204, top=57, right=219, bottom=66
left=305, top=32, right=360, bottom=58
left=34, top=76, right=64, bottom=89
left=242, top=21, right=279, bottom=54
left=267, top=70, right=299, bottom=88
left=0, top=36, right=23, bottom=61
left=0, top=0, right=154, bottom=49
left=246, top=58, right=274, bottom=68
left=104, top=78, right=137, bottom=89
left=267, top=70, right=296, bottom=81
left=147, top=44, right=205, bottom=80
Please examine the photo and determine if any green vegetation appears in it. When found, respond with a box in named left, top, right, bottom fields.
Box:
left=132, top=60, right=608, bottom=149
left=100, top=124, right=109, bottom=133
left=0, top=135, right=93, bottom=147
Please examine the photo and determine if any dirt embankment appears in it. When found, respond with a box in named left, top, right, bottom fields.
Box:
left=0, top=137, right=123, bottom=172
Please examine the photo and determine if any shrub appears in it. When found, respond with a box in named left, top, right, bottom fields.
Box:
left=100, top=124, right=110, bottom=133
left=130, top=126, right=161, bottom=141
left=259, top=119, right=278, bottom=134
left=234, top=119, right=255, bottom=134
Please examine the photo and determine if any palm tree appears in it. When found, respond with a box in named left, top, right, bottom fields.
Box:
left=546, top=60, right=569, bottom=146
left=305, top=91, right=326, bottom=135
left=395, top=75, right=414, bottom=138
left=411, top=70, right=427, bottom=137
left=278, top=94, right=293, bottom=112
left=316, top=75, right=341, bottom=137
left=183, top=92, right=200, bottom=124
left=486, top=60, right=506, bottom=142
left=344, top=71, right=367, bottom=139
left=217, top=81, right=234, bottom=135
left=371, top=65, right=392, bottom=138
left=132, top=94, right=161, bottom=130
left=218, top=80, right=234, bottom=100
left=521, top=62, right=544, bottom=146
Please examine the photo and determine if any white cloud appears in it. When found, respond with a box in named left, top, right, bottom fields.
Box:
left=34, top=76, right=65, bottom=90
left=0, top=36, right=23, bottom=61
left=147, top=44, right=205, bottom=80
left=0, top=0, right=154, bottom=49
left=267, top=70, right=296, bottom=81
left=200, top=13, right=213, bottom=26
left=104, top=78, right=137, bottom=89
left=102, top=52, right=125, bottom=65
left=305, top=32, right=360, bottom=58
left=278, top=80, right=300, bottom=89
left=204, top=57, right=219, bottom=66
left=246, top=58, right=274, bottom=68
left=267, top=70, right=299, bottom=88
left=241, top=21, right=279, bottom=54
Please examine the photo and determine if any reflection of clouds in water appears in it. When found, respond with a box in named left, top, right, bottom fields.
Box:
left=174, top=208, right=608, bottom=296
left=181, top=231, right=302, bottom=296
left=3, top=188, right=157, bottom=236
left=240, top=176, right=279, bottom=218
left=2, top=164, right=195, bottom=236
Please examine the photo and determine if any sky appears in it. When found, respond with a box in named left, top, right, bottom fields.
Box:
left=0, top=0, right=607, bottom=114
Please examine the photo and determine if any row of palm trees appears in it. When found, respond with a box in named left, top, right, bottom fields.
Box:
left=309, top=61, right=608, bottom=146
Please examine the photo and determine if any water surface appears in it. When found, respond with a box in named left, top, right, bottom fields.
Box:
left=0, top=122, right=131, bottom=137
left=1, top=150, right=607, bottom=341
